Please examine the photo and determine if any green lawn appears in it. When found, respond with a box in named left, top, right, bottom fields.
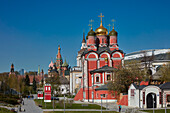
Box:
left=142, top=109, right=170, bottom=113
left=0, top=107, right=13, bottom=113
left=44, top=111, right=118, bottom=113
left=35, top=99, right=106, bottom=109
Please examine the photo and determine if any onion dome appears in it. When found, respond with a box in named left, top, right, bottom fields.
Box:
left=62, top=59, right=68, bottom=67
left=109, top=28, right=117, bottom=36
left=88, top=28, right=95, bottom=36
left=49, top=61, right=54, bottom=68
left=95, top=25, right=108, bottom=36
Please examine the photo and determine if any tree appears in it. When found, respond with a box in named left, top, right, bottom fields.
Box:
left=45, top=73, right=60, bottom=95
left=160, top=63, right=170, bottom=82
left=32, top=75, right=37, bottom=93
left=108, top=61, right=145, bottom=96
left=25, top=74, right=30, bottom=86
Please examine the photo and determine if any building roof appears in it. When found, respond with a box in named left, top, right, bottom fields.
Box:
left=90, top=65, right=116, bottom=74
left=159, top=82, right=170, bottom=89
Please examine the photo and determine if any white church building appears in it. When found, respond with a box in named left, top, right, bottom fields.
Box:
left=128, top=82, right=170, bottom=108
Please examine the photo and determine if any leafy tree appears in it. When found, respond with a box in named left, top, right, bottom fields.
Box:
left=25, top=74, right=30, bottom=86
left=32, top=75, right=37, bottom=93
left=160, top=63, right=170, bottom=82
left=108, top=61, right=145, bottom=96
left=45, top=73, right=60, bottom=95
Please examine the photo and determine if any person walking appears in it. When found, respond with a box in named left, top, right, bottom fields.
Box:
left=119, top=105, right=122, bottom=112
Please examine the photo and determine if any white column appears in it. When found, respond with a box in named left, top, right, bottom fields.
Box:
left=102, top=72, right=104, bottom=84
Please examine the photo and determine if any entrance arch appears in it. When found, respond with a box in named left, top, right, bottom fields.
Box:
left=146, top=93, right=156, bottom=108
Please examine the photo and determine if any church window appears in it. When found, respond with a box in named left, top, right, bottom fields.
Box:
left=102, top=94, right=106, bottom=98
left=96, top=76, right=99, bottom=83
left=131, top=89, right=135, bottom=96
left=107, top=74, right=111, bottom=81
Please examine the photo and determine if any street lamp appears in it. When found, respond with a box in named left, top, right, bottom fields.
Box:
left=151, top=94, right=155, bottom=113
left=53, top=94, right=54, bottom=111
left=100, top=94, right=103, bottom=113
left=64, top=94, right=65, bottom=113
left=106, top=94, right=108, bottom=110
left=164, top=93, right=167, bottom=113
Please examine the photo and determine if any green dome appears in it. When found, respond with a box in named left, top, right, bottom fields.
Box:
left=88, top=29, right=95, bottom=36
left=62, top=59, right=68, bottom=67
left=109, top=29, right=117, bottom=36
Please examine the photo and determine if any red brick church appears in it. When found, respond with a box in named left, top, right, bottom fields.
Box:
left=74, top=14, right=124, bottom=102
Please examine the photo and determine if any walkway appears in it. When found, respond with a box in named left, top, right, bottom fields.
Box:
left=19, top=98, right=43, bottom=113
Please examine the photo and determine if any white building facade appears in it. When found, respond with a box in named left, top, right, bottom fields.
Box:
left=128, top=82, right=170, bottom=108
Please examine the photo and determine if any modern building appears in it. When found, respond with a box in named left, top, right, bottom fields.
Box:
left=124, top=49, right=170, bottom=83
left=19, top=69, right=24, bottom=75
left=73, top=13, right=124, bottom=103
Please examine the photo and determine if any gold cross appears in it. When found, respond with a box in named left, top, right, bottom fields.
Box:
left=98, top=13, right=104, bottom=26
left=89, top=19, right=94, bottom=29
left=111, top=19, right=116, bottom=29
left=107, top=24, right=111, bottom=32
left=88, top=24, right=92, bottom=30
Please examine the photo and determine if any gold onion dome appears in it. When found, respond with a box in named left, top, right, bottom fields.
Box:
left=95, top=25, right=108, bottom=36
left=109, top=28, right=117, bottom=36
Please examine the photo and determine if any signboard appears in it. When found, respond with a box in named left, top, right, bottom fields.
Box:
left=44, top=84, right=51, bottom=102
left=38, top=91, right=43, bottom=99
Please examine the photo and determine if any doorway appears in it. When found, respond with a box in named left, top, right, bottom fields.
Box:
left=146, top=93, right=156, bottom=108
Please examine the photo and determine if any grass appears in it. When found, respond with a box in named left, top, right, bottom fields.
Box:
left=0, top=107, right=13, bottom=113
left=44, top=111, right=118, bottom=113
left=142, top=109, right=170, bottom=113
left=34, top=99, right=106, bottom=109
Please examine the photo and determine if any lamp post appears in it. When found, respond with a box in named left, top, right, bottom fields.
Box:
left=164, top=93, right=167, bottom=113
left=106, top=94, right=108, bottom=110
left=152, top=94, right=155, bottom=113
left=53, top=94, right=54, bottom=111
left=100, top=94, right=103, bottom=113
left=64, top=94, right=65, bottom=113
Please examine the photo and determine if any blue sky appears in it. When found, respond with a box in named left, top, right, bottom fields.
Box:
left=0, top=0, right=170, bottom=73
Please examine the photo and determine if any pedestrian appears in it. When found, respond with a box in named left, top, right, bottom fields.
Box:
left=119, top=105, right=122, bottom=112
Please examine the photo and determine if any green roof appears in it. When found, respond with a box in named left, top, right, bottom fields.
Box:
left=62, top=59, right=68, bottom=67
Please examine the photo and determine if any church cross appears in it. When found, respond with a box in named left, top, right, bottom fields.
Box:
left=111, top=19, right=116, bottom=29
left=89, top=19, right=94, bottom=29
left=88, top=24, right=92, bottom=30
left=107, top=24, right=111, bottom=32
left=98, top=13, right=104, bottom=26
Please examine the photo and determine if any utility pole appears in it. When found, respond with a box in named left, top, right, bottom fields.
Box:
left=64, top=94, right=65, bottom=113
left=165, top=93, right=167, bottom=113
left=152, top=94, right=155, bottom=113
left=101, top=94, right=103, bottom=113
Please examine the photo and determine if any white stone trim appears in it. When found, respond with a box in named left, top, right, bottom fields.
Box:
left=112, top=52, right=122, bottom=58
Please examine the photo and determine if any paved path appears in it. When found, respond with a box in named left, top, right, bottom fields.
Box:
left=19, top=98, right=43, bottom=113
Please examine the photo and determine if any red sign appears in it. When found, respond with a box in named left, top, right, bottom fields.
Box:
left=38, top=91, right=43, bottom=99
left=44, top=84, right=51, bottom=102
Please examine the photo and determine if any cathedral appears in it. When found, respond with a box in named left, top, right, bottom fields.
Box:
left=48, top=45, right=70, bottom=80
left=73, top=13, right=124, bottom=102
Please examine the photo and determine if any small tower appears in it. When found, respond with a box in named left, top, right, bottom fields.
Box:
left=86, top=28, right=97, bottom=51
left=109, top=26, right=118, bottom=51
left=38, top=65, right=40, bottom=76
left=56, top=45, right=63, bottom=75
left=81, top=32, right=86, bottom=49
left=9, top=63, right=15, bottom=76
left=10, top=63, right=14, bottom=73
